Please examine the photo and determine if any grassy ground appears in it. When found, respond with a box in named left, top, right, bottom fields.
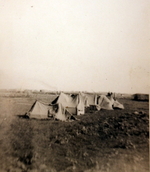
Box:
left=0, top=96, right=149, bottom=172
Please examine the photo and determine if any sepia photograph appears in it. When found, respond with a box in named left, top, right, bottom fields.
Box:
left=0, top=0, right=149, bottom=172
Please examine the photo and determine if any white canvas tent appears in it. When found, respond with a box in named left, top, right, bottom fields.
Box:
left=81, top=93, right=97, bottom=106
left=96, top=95, right=114, bottom=110
left=28, top=101, right=50, bottom=119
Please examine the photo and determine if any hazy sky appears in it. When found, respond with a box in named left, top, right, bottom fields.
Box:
left=0, top=0, right=149, bottom=93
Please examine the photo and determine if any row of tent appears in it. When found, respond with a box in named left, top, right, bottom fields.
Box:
left=26, top=92, right=124, bottom=121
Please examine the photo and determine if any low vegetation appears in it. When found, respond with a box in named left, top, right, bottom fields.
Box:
left=0, top=96, right=149, bottom=172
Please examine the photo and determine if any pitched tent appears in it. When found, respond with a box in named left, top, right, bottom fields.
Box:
left=52, top=103, right=71, bottom=121
left=96, top=95, right=114, bottom=110
left=28, top=100, right=52, bottom=119
left=81, top=93, right=97, bottom=106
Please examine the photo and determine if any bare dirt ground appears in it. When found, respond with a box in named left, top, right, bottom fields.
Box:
left=0, top=95, right=149, bottom=172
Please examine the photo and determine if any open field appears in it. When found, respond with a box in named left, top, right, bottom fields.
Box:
left=0, top=94, right=149, bottom=172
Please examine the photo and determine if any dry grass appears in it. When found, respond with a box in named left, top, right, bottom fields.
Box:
left=0, top=96, right=149, bottom=172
